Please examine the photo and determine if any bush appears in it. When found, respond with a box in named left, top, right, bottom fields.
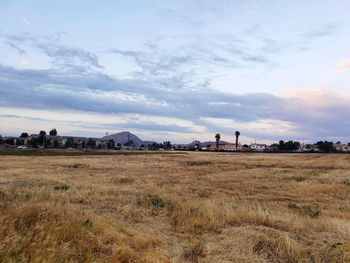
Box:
left=54, top=184, right=70, bottom=191
left=288, top=202, right=321, bottom=218
left=150, top=195, right=165, bottom=208
left=136, top=194, right=167, bottom=209
left=302, top=204, right=321, bottom=218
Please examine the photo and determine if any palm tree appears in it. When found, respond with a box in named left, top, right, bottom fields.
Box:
left=215, top=133, right=221, bottom=151
left=235, top=131, right=240, bottom=151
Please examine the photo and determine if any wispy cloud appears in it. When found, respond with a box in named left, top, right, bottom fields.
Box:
left=300, top=22, right=339, bottom=41
left=0, top=32, right=103, bottom=71
left=6, top=41, right=25, bottom=55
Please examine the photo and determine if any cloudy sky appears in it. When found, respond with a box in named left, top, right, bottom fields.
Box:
left=1, top=0, right=350, bottom=143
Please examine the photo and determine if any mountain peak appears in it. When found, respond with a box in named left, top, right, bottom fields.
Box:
left=101, top=131, right=144, bottom=146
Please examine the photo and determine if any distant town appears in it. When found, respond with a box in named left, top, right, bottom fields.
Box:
left=0, top=129, right=349, bottom=153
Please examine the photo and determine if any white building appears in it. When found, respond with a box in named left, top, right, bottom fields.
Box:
left=334, top=144, right=349, bottom=152
left=250, top=143, right=267, bottom=151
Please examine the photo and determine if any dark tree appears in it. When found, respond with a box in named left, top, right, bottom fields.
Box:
left=20, top=132, right=29, bottom=138
left=316, top=141, right=334, bottom=153
left=124, top=140, right=134, bottom=148
left=278, top=140, right=285, bottom=151
left=87, top=138, right=96, bottom=148
left=38, top=131, right=46, bottom=146
left=49, top=128, right=57, bottom=136
left=148, top=142, right=160, bottom=150
left=215, top=133, right=221, bottom=151
left=65, top=137, right=74, bottom=148
left=4, top=138, right=15, bottom=145
left=29, top=137, right=38, bottom=148
left=53, top=140, right=59, bottom=148
left=278, top=140, right=300, bottom=151
left=235, top=131, right=240, bottom=150
left=163, top=141, right=172, bottom=150
left=107, top=139, right=115, bottom=149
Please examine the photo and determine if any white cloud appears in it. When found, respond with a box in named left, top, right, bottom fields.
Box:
left=202, top=117, right=299, bottom=138
left=337, top=60, right=350, bottom=73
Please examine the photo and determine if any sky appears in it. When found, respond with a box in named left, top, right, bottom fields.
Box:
left=1, top=0, right=350, bottom=144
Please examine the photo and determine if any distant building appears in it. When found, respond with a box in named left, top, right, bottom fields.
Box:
left=300, top=144, right=319, bottom=152
left=250, top=143, right=267, bottom=151
left=334, top=144, right=349, bottom=152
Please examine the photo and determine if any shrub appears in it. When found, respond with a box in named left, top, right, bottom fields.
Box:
left=54, top=184, right=70, bottom=191
left=288, top=202, right=299, bottom=210
left=136, top=194, right=167, bottom=209
left=150, top=196, right=165, bottom=208
left=302, top=204, right=321, bottom=219
left=183, top=240, right=205, bottom=262
left=288, top=203, right=321, bottom=218
left=119, top=178, right=134, bottom=184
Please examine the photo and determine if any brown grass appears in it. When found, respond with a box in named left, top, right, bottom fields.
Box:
left=0, top=152, right=350, bottom=262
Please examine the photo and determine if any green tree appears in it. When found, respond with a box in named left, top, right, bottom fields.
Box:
left=316, top=141, right=334, bottom=153
left=278, top=140, right=300, bottom=151
left=49, top=128, right=57, bottom=136
left=215, top=133, right=221, bottom=151
left=284, top=141, right=300, bottom=151
left=20, top=132, right=29, bottom=138
left=163, top=141, right=172, bottom=150
left=278, top=140, right=285, bottom=151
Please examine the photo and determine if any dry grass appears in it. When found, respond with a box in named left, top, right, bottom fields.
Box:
left=0, top=152, right=350, bottom=262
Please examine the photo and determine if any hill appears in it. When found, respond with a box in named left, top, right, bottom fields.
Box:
left=101, top=131, right=146, bottom=146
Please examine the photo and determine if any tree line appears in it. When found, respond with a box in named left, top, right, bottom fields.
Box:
left=0, top=129, right=348, bottom=153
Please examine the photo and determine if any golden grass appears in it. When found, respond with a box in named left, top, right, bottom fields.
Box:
left=0, top=152, right=350, bottom=262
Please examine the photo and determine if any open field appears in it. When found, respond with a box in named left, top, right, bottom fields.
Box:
left=0, top=152, right=349, bottom=262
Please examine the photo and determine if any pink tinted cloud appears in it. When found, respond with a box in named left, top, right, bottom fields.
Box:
left=337, top=60, right=350, bottom=73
